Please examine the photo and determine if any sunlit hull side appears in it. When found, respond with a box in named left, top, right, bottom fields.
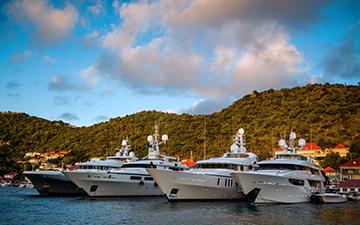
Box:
left=23, top=171, right=86, bottom=196
left=63, top=170, right=163, bottom=197
left=147, top=168, right=244, bottom=201
left=232, top=171, right=322, bottom=204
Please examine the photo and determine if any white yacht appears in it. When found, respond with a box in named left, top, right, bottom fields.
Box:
left=63, top=126, right=187, bottom=197
left=23, top=140, right=135, bottom=195
left=231, top=132, right=325, bottom=204
left=147, top=128, right=258, bottom=201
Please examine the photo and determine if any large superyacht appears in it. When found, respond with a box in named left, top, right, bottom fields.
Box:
left=147, top=128, right=258, bottom=201
left=231, top=132, right=325, bottom=204
left=23, top=139, right=135, bottom=195
left=63, top=126, right=187, bottom=197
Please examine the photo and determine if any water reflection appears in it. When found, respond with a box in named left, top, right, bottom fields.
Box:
left=1, top=188, right=359, bottom=225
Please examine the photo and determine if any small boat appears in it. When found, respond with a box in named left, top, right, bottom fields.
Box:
left=311, top=188, right=347, bottom=203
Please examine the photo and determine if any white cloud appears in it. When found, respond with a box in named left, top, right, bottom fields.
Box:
left=7, top=0, right=78, bottom=45
left=79, top=65, right=102, bottom=88
left=83, top=31, right=100, bottom=47
left=88, top=0, right=104, bottom=16
left=84, top=1, right=325, bottom=100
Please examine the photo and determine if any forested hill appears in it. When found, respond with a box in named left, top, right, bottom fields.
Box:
left=1, top=84, right=359, bottom=166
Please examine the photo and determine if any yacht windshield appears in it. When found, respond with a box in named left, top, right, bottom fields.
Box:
left=257, top=163, right=319, bottom=174
left=121, top=164, right=151, bottom=168
left=195, top=163, right=241, bottom=170
left=275, top=154, right=308, bottom=161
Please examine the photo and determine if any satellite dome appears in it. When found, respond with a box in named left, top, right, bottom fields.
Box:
left=121, top=140, right=127, bottom=146
left=147, top=135, right=154, bottom=143
left=298, top=138, right=306, bottom=147
left=238, top=128, right=245, bottom=135
left=279, top=139, right=286, bottom=147
left=129, top=152, right=135, bottom=157
left=230, top=143, right=239, bottom=152
left=161, top=134, right=169, bottom=142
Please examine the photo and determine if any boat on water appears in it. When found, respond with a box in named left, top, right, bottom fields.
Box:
left=147, top=128, right=258, bottom=201
left=63, top=126, right=187, bottom=197
left=311, top=188, right=347, bottom=204
left=23, top=140, right=136, bottom=196
left=232, top=132, right=326, bottom=204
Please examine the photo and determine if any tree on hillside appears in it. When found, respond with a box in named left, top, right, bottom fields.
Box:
left=320, top=152, right=347, bottom=170
left=0, top=144, right=20, bottom=175
left=347, top=141, right=360, bottom=159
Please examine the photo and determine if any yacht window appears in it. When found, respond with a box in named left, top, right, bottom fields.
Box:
left=288, top=178, right=304, bottom=186
left=121, top=164, right=151, bottom=168
left=130, top=176, right=142, bottom=180
left=217, top=178, right=220, bottom=186
left=144, top=177, right=153, bottom=181
left=257, top=164, right=311, bottom=171
left=308, top=180, right=321, bottom=188
left=195, top=163, right=238, bottom=170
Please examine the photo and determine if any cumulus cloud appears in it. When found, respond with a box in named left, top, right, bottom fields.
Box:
left=73, top=0, right=327, bottom=110
left=88, top=0, right=104, bottom=16
left=323, top=21, right=360, bottom=81
left=59, top=113, right=79, bottom=121
left=83, top=31, right=100, bottom=48
left=79, top=65, right=102, bottom=88
left=48, top=75, right=79, bottom=92
left=48, top=69, right=100, bottom=93
left=6, top=0, right=78, bottom=45
left=11, top=50, right=32, bottom=62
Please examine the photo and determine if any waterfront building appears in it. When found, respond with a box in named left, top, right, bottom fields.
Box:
left=322, top=167, right=339, bottom=184
left=340, top=158, right=360, bottom=181
left=274, top=143, right=349, bottom=164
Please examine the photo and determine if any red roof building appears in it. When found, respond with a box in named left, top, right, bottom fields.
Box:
left=322, top=167, right=337, bottom=173
left=303, top=142, right=321, bottom=150
left=335, top=143, right=347, bottom=149
left=340, top=158, right=360, bottom=181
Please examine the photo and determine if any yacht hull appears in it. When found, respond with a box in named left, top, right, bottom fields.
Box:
left=63, top=171, right=163, bottom=197
left=147, top=169, right=244, bottom=201
left=311, top=193, right=347, bottom=203
left=23, top=171, right=86, bottom=196
left=232, top=172, right=314, bottom=203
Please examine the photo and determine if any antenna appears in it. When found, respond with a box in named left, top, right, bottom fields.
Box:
left=230, top=128, right=246, bottom=153
left=147, top=124, right=168, bottom=159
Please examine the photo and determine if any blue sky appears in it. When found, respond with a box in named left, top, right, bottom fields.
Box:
left=0, top=0, right=359, bottom=126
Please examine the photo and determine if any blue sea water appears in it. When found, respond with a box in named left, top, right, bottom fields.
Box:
left=0, top=187, right=359, bottom=225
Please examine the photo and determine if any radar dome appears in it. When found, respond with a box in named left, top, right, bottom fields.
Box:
left=129, top=152, right=135, bottom=157
left=161, top=134, right=169, bottom=142
left=238, top=128, right=244, bottom=135
left=230, top=143, right=239, bottom=152
left=298, top=138, right=306, bottom=147
left=147, top=135, right=154, bottom=143
left=121, top=140, right=127, bottom=146
left=279, top=139, right=286, bottom=147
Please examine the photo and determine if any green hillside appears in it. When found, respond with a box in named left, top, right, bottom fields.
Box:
left=1, top=83, right=359, bottom=174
